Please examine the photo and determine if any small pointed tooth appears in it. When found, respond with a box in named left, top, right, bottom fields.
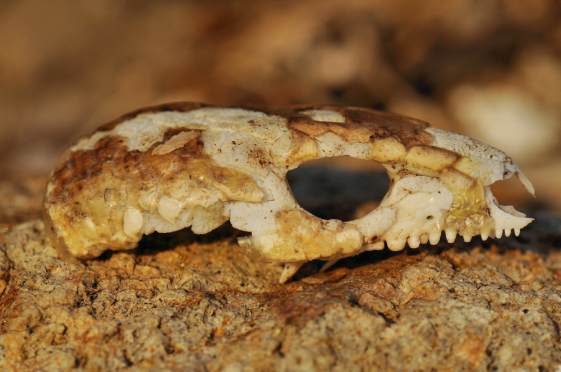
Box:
left=514, top=228, right=520, bottom=237
left=429, top=232, right=441, bottom=245
left=505, top=229, right=511, bottom=237
left=516, top=170, right=535, bottom=197
left=481, top=232, right=489, bottom=241
left=420, top=234, right=429, bottom=244
left=387, top=239, right=407, bottom=251
left=320, top=259, right=339, bottom=272
left=280, top=262, right=304, bottom=284
left=495, top=229, right=503, bottom=239
left=463, top=235, right=472, bottom=243
left=408, top=236, right=420, bottom=249
left=445, top=229, right=457, bottom=243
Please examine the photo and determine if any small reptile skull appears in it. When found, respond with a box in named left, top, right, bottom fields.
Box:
left=43, top=103, right=534, bottom=282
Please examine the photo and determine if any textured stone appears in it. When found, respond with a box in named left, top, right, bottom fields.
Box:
left=1, top=176, right=561, bottom=371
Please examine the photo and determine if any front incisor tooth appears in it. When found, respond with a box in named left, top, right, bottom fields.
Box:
left=504, top=229, right=512, bottom=237
left=463, top=235, right=472, bottom=243
left=481, top=232, right=489, bottom=241
left=514, top=228, right=521, bottom=237
left=445, top=229, right=457, bottom=243
left=495, top=229, right=503, bottom=239
left=429, top=232, right=440, bottom=245
left=408, top=236, right=420, bottom=249
left=420, top=234, right=429, bottom=244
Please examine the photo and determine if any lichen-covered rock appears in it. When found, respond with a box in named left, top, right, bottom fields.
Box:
left=2, top=176, right=561, bottom=371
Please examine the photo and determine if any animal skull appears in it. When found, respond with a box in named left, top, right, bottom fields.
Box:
left=43, top=102, right=534, bottom=283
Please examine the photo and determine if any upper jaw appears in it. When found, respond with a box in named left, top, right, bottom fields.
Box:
left=350, top=145, right=535, bottom=250
left=484, top=184, right=533, bottom=239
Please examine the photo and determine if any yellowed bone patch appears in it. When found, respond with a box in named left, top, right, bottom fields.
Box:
left=212, top=166, right=265, bottom=202
left=405, top=146, right=460, bottom=172
left=370, top=137, right=407, bottom=162
left=271, top=209, right=365, bottom=262
left=285, top=131, right=319, bottom=166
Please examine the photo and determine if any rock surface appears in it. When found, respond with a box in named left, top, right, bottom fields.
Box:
left=1, top=176, right=561, bottom=371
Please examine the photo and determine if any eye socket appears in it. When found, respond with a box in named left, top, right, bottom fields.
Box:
left=286, top=156, right=389, bottom=221
left=490, top=176, right=532, bottom=212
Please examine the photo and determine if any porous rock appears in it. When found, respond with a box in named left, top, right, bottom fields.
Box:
left=1, top=177, right=561, bottom=371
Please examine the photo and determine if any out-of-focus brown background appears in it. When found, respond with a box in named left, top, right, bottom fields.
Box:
left=1, top=0, right=560, bottom=212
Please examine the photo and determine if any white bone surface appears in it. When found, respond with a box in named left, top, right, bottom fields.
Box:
left=44, top=102, right=535, bottom=283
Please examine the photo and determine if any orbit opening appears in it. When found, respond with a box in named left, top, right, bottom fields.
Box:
left=286, top=156, right=389, bottom=221
left=489, top=176, right=533, bottom=213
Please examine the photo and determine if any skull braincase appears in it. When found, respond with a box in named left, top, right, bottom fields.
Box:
left=43, top=103, right=534, bottom=283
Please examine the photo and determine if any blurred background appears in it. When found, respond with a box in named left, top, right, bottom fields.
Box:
left=1, top=0, right=560, bottom=215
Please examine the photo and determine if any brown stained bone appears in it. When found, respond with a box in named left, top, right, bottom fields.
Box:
left=45, top=123, right=262, bottom=258
left=92, top=101, right=433, bottom=148
left=266, top=104, right=433, bottom=148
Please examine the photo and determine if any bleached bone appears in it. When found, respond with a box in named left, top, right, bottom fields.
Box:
left=43, top=102, right=534, bottom=283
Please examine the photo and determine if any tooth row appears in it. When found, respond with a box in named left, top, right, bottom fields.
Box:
left=384, top=226, right=523, bottom=251
left=493, top=228, right=520, bottom=239
left=393, top=231, right=444, bottom=250
left=388, top=229, right=461, bottom=250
